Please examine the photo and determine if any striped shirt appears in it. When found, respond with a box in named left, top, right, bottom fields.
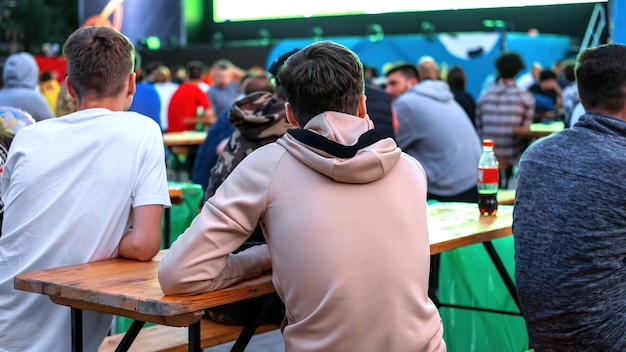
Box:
left=476, top=81, right=535, bottom=166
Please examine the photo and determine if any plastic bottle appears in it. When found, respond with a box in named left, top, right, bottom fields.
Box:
left=477, top=139, right=499, bottom=216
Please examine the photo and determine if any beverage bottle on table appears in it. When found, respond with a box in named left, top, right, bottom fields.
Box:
left=477, top=139, right=499, bottom=216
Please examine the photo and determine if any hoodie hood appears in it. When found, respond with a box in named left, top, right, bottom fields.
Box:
left=228, top=91, right=294, bottom=141
left=3, top=52, right=39, bottom=89
left=277, top=111, right=401, bottom=184
left=411, top=80, right=454, bottom=103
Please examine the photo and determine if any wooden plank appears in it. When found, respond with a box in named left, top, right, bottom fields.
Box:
left=15, top=258, right=275, bottom=318
left=98, top=319, right=280, bottom=352
left=428, top=203, right=513, bottom=254
left=163, top=132, right=206, bottom=147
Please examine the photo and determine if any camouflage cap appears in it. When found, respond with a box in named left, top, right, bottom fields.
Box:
left=228, top=91, right=293, bottom=141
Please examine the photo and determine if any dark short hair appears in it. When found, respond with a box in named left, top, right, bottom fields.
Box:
left=495, top=52, right=525, bottom=79
left=539, top=69, right=557, bottom=81
left=277, top=41, right=364, bottom=127
left=63, top=26, right=134, bottom=99
left=446, top=66, right=466, bottom=90
left=268, top=48, right=299, bottom=86
left=186, top=60, right=205, bottom=80
left=576, top=43, right=626, bottom=112
left=39, top=71, right=54, bottom=83
left=385, top=63, right=419, bottom=81
left=563, top=62, right=576, bottom=82
left=244, top=74, right=274, bottom=95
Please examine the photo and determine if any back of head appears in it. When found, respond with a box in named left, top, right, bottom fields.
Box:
left=446, top=66, right=466, bottom=90
left=496, top=52, right=525, bottom=79
left=186, top=60, right=205, bottom=81
left=268, top=49, right=300, bottom=84
left=3, top=52, right=39, bottom=89
left=576, top=43, right=626, bottom=112
left=39, top=71, right=55, bottom=83
left=563, top=62, right=576, bottom=83
left=63, top=26, right=134, bottom=100
left=277, top=41, right=364, bottom=127
left=539, top=69, right=557, bottom=82
left=417, top=56, right=439, bottom=80
left=244, top=74, right=274, bottom=95
left=268, top=48, right=300, bottom=100
left=150, top=66, right=171, bottom=83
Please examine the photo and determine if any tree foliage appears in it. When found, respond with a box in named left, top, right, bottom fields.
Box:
left=0, top=0, right=78, bottom=54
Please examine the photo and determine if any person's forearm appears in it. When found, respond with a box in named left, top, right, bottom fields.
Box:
left=118, top=229, right=161, bottom=261
left=159, top=245, right=269, bottom=295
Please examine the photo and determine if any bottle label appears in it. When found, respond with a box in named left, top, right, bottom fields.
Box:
left=478, top=167, right=499, bottom=183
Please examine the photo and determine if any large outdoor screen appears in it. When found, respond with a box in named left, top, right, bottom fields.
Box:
left=213, top=0, right=606, bottom=23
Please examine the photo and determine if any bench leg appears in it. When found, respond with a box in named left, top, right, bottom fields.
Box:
left=230, top=294, right=277, bottom=352
left=164, top=207, right=171, bottom=249
left=188, top=321, right=202, bottom=352
left=114, top=320, right=146, bottom=352
left=71, top=308, right=83, bottom=352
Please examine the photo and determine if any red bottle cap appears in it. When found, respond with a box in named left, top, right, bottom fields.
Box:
left=482, top=139, right=494, bottom=147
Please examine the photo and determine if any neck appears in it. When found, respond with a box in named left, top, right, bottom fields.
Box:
left=76, top=96, right=129, bottom=112
left=587, top=107, right=626, bottom=122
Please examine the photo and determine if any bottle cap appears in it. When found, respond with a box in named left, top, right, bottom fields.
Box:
left=482, top=139, right=494, bottom=147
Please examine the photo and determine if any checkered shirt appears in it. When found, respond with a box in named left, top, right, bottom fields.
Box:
left=476, top=82, right=535, bottom=166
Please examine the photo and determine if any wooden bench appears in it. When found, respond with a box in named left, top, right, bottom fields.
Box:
left=99, top=318, right=280, bottom=352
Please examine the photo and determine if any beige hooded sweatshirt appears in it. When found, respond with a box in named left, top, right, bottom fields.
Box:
left=159, top=111, right=445, bottom=352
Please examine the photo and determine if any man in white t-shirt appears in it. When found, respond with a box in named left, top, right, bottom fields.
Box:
left=0, top=26, right=171, bottom=352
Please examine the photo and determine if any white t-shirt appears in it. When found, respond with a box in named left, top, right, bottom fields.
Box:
left=0, top=108, right=171, bottom=352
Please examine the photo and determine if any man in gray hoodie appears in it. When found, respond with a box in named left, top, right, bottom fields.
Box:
left=390, top=62, right=481, bottom=202
left=0, top=52, right=55, bottom=121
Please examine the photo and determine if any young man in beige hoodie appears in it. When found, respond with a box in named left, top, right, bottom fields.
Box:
left=159, top=41, right=445, bottom=352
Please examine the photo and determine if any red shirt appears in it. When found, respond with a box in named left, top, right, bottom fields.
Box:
left=167, top=83, right=210, bottom=132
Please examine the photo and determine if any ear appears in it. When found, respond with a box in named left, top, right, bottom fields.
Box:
left=285, top=103, right=299, bottom=127
left=357, top=95, right=367, bottom=118
left=127, top=72, right=136, bottom=96
left=65, top=76, right=77, bottom=99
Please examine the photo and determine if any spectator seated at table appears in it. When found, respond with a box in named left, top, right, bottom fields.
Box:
left=167, top=60, right=215, bottom=133
left=158, top=41, right=445, bottom=352
left=207, top=59, right=243, bottom=118
left=476, top=51, right=535, bottom=189
left=528, top=69, right=562, bottom=120
left=514, top=43, right=626, bottom=351
left=388, top=60, right=482, bottom=203
left=0, top=26, right=171, bottom=352
left=128, top=52, right=162, bottom=130
left=447, top=65, right=477, bottom=129
left=39, top=70, right=60, bottom=114
left=202, top=90, right=292, bottom=325
left=0, top=52, right=55, bottom=121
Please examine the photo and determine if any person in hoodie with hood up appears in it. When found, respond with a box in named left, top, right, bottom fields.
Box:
left=158, top=41, right=445, bottom=352
left=390, top=60, right=482, bottom=203
left=0, top=52, right=55, bottom=121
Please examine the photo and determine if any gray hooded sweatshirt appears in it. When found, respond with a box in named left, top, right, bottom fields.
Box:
left=0, top=52, right=55, bottom=121
left=393, top=79, right=481, bottom=197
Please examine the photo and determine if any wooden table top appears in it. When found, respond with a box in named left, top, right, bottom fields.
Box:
left=14, top=251, right=275, bottom=327
left=514, top=121, right=564, bottom=140
left=14, top=203, right=512, bottom=326
left=163, top=131, right=207, bottom=147
left=428, top=202, right=513, bottom=255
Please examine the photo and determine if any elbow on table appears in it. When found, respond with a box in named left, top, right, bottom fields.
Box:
left=157, top=264, right=213, bottom=296
left=121, top=240, right=160, bottom=262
